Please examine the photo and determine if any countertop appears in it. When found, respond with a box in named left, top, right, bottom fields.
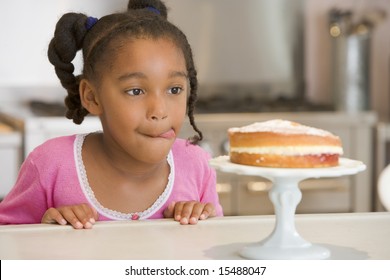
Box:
left=0, top=212, right=389, bottom=260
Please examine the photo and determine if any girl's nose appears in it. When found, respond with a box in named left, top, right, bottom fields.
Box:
left=147, top=93, right=168, bottom=121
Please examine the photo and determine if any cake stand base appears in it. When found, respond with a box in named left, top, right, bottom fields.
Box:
left=240, top=243, right=330, bottom=260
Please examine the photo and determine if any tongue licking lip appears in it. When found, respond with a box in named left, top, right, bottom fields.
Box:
left=158, top=129, right=176, bottom=139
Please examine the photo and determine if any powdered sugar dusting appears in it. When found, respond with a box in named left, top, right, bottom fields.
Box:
left=228, top=119, right=336, bottom=137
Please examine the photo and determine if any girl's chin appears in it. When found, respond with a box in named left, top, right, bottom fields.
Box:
left=138, top=147, right=171, bottom=162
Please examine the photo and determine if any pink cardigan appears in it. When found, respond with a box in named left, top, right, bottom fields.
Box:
left=0, top=134, right=223, bottom=224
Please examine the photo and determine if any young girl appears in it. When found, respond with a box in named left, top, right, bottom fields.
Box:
left=0, top=0, right=223, bottom=229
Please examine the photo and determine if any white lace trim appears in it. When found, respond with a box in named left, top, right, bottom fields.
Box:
left=74, top=133, right=175, bottom=220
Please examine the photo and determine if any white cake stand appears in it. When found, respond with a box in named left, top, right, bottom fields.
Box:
left=209, top=156, right=366, bottom=260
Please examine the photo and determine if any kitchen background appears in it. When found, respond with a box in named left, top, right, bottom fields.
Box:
left=0, top=0, right=389, bottom=215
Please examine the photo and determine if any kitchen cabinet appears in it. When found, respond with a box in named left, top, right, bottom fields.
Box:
left=0, top=108, right=377, bottom=215
left=0, top=123, right=21, bottom=199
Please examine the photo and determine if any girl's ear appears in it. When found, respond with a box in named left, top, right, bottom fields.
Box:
left=79, top=79, right=102, bottom=115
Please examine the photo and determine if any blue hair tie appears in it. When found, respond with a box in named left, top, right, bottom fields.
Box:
left=146, top=6, right=161, bottom=15
left=85, top=16, right=98, bottom=31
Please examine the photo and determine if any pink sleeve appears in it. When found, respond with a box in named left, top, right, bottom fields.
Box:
left=199, top=158, right=223, bottom=217
left=0, top=157, right=48, bottom=225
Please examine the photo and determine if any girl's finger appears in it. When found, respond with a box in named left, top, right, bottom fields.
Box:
left=80, top=203, right=97, bottom=224
left=59, top=207, right=85, bottom=229
left=173, top=201, right=185, bottom=221
left=71, top=204, right=95, bottom=229
left=41, top=208, right=67, bottom=225
left=163, top=201, right=176, bottom=218
left=179, top=201, right=198, bottom=224
left=199, top=203, right=216, bottom=220
left=189, top=203, right=206, bottom=224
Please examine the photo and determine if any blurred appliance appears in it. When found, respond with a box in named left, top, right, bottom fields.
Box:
left=378, top=164, right=390, bottom=211
left=166, top=0, right=305, bottom=103
left=329, top=8, right=386, bottom=112
left=0, top=100, right=101, bottom=158
left=376, top=122, right=390, bottom=211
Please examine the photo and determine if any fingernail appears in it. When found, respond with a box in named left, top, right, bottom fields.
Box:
left=90, top=218, right=95, bottom=224
left=190, top=217, right=198, bottom=224
left=75, top=222, right=83, bottom=228
left=200, top=214, right=206, bottom=220
left=181, top=217, right=188, bottom=224
left=60, top=219, right=67, bottom=225
left=175, top=215, right=181, bottom=221
left=84, top=222, right=92, bottom=229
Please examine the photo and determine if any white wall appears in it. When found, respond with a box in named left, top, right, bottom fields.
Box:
left=0, top=0, right=302, bottom=102
left=0, top=0, right=127, bottom=88
left=1, top=0, right=389, bottom=120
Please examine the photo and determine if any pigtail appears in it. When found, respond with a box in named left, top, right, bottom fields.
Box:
left=187, top=69, right=203, bottom=144
left=47, top=13, right=90, bottom=124
left=127, top=0, right=168, bottom=19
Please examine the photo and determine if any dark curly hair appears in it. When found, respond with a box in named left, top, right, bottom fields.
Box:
left=47, top=0, right=202, bottom=143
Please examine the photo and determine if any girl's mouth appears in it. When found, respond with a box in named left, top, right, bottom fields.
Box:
left=158, top=129, right=176, bottom=139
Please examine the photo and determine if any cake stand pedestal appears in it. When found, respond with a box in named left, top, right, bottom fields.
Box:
left=209, top=156, right=366, bottom=260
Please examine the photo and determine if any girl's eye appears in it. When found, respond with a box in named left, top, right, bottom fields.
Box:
left=126, top=88, right=144, bottom=96
left=169, top=87, right=182, bottom=95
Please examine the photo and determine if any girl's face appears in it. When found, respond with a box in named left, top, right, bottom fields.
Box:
left=93, top=38, right=188, bottom=165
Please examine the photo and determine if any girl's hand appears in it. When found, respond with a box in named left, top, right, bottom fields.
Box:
left=41, top=203, right=98, bottom=229
left=163, top=201, right=216, bottom=225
